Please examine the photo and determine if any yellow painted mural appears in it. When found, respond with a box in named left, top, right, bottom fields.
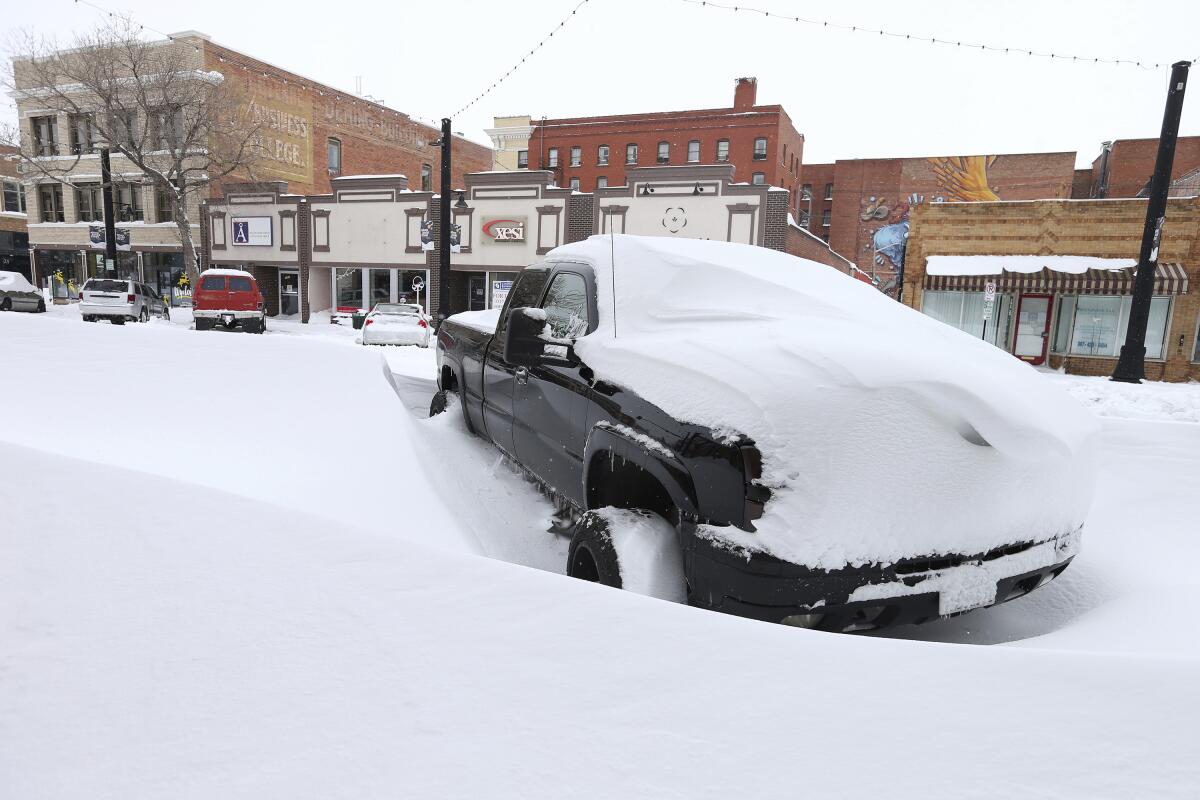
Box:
left=928, top=155, right=1001, bottom=202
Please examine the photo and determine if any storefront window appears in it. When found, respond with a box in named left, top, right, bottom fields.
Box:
left=335, top=267, right=362, bottom=310
left=144, top=252, right=187, bottom=305
left=39, top=250, right=82, bottom=298
left=369, top=268, right=390, bottom=308
left=1052, top=295, right=1076, bottom=353
left=921, top=290, right=1011, bottom=348
left=1067, top=295, right=1170, bottom=359
left=396, top=269, right=428, bottom=309
left=88, top=252, right=138, bottom=280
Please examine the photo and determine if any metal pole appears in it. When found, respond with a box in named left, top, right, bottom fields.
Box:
left=1112, top=61, right=1190, bottom=383
left=437, top=118, right=452, bottom=323
left=100, top=146, right=117, bottom=275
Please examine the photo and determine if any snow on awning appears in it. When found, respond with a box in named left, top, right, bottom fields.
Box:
left=923, top=256, right=1189, bottom=295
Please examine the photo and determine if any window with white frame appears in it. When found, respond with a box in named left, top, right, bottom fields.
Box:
left=753, top=137, right=767, bottom=160
left=1063, top=294, right=1172, bottom=359
left=715, top=139, right=729, bottom=162
left=625, top=143, right=638, bottom=164
left=3, top=180, right=26, bottom=213
left=517, top=150, right=528, bottom=169
left=569, top=177, right=580, bottom=191
left=597, top=144, right=609, bottom=166
left=548, top=147, right=559, bottom=168
left=31, top=116, right=58, bottom=157
left=922, top=290, right=1013, bottom=348
left=570, top=146, right=581, bottom=167
left=596, top=176, right=608, bottom=189
left=687, top=140, right=700, bottom=163
left=751, top=172, right=765, bottom=185
left=657, top=141, right=669, bottom=164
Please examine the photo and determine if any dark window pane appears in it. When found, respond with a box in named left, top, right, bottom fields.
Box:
left=200, top=276, right=226, bottom=291
left=229, top=276, right=252, bottom=292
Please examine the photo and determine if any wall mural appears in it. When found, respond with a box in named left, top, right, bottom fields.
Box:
left=864, top=155, right=1002, bottom=270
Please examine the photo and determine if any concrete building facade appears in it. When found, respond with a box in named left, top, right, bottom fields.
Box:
left=200, top=164, right=843, bottom=321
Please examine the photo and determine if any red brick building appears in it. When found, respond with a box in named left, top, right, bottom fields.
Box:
left=200, top=38, right=492, bottom=196
left=797, top=162, right=834, bottom=241
left=524, top=78, right=807, bottom=214
left=1088, top=136, right=1200, bottom=198
left=820, top=152, right=1078, bottom=291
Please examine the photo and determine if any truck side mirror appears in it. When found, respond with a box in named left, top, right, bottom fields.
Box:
left=504, top=306, right=546, bottom=367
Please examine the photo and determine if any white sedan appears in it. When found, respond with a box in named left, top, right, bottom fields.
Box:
left=361, top=303, right=430, bottom=347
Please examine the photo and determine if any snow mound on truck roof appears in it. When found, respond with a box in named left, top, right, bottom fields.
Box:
left=553, top=235, right=1098, bottom=569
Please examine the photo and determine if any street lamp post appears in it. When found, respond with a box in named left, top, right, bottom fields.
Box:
left=437, top=118, right=452, bottom=324
left=100, top=146, right=118, bottom=276
left=1112, top=61, right=1190, bottom=383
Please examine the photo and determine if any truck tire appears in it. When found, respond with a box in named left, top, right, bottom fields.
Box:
left=567, top=508, right=686, bottom=603
left=429, top=389, right=450, bottom=417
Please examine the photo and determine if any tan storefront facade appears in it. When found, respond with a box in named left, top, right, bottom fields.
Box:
left=903, top=197, right=1200, bottom=382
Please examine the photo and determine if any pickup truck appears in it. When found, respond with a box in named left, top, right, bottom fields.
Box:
left=434, top=235, right=1095, bottom=633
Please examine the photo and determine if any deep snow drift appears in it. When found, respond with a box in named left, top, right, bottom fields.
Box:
left=2, top=307, right=1199, bottom=798
left=556, top=235, right=1098, bottom=568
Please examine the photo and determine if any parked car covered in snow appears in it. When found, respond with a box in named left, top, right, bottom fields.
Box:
left=80, top=278, right=169, bottom=324
left=434, top=235, right=1097, bottom=633
left=361, top=303, right=430, bottom=347
left=0, top=271, right=46, bottom=313
left=192, top=269, right=266, bottom=333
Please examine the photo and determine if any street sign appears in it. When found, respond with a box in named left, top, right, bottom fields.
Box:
left=982, top=280, right=997, bottom=321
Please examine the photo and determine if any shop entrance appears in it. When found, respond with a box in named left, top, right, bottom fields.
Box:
left=280, top=270, right=300, bottom=316
left=469, top=275, right=486, bottom=311
left=1014, top=294, right=1052, bottom=365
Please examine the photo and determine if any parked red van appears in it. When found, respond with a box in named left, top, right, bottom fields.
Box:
left=192, top=269, right=267, bottom=333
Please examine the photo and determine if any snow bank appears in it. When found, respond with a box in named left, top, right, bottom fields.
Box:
left=2, top=441, right=1197, bottom=799
left=1045, top=372, right=1200, bottom=424
left=558, top=235, right=1098, bottom=568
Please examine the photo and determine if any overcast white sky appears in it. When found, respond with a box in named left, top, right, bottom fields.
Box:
left=4, top=0, right=1198, bottom=167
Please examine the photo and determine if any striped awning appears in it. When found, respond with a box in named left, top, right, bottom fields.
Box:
left=923, top=263, right=1189, bottom=295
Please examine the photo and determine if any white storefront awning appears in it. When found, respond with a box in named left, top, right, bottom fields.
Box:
left=923, top=255, right=1190, bottom=296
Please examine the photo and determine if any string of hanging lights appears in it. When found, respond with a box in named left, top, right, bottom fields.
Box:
left=679, top=0, right=1188, bottom=70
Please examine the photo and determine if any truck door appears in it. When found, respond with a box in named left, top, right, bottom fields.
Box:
left=512, top=269, right=594, bottom=506
left=481, top=268, right=550, bottom=457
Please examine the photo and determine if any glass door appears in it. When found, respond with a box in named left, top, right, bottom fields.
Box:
left=469, top=275, right=486, bottom=311
left=280, top=270, right=300, bottom=316
left=1014, top=294, right=1052, bottom=365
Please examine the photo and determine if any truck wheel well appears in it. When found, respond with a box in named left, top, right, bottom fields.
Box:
left=440, top=365, right=459, bottom=393
left=587, top=451, right=677, bottom=525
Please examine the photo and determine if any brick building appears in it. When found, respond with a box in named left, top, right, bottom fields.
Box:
left=11, top=31, right=491, bottom=303
left=0, top=145, right=30, bottom=280
left=902, top=197, right=1199, bottom=382
left=492, top=78, right=807, bottom=215
left=1088, top=136, right=1200, bottom=199
left=796, top=162, right=834, bottom=240
left=822, top=152, right=1078, bottom=292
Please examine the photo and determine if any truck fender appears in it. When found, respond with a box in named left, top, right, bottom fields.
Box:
left=582, top=424, right=699, bottom=519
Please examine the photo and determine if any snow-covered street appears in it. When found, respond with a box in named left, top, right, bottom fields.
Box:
left=2, top=307, right=1199, bottom=798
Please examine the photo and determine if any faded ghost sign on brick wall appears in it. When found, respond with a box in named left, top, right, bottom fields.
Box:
left=245, top=96, right=314, bottom=186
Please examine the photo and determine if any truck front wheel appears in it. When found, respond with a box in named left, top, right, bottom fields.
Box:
left=567, top=508, right=685, bottom=603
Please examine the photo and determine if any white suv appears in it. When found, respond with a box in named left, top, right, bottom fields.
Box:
left=80, top=278, right=170, bottom=325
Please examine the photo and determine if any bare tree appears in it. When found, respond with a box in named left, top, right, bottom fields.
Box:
left=2, top=17, right=264, bottom=280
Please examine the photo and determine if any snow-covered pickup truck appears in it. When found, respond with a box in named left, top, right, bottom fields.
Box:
left=433, top=235, right=1097, bottom=633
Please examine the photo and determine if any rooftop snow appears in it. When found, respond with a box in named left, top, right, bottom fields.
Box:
left=926, top=255, right=1137, bottom=276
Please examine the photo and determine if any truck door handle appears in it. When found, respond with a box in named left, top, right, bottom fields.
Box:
left=515, top=367, right=529, bottom=385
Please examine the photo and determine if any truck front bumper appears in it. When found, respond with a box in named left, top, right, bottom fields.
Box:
left=683, top=525, right=1081, bottom=633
